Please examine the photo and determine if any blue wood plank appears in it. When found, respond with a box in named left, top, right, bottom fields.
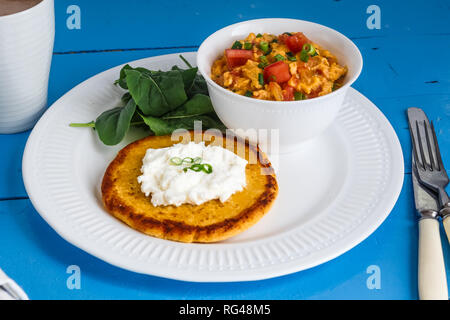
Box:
left=52, top=0, right=450, bottom=52
left=372, top=95, right=450, bottom=131
left=0, top=132, right=29, bottom=200
left=353, top=35, right=450, bottom=101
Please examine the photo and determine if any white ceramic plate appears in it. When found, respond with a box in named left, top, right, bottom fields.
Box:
left=23, top=52, right=404, bottom=282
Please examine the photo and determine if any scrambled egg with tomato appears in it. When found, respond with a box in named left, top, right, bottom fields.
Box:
left=211, top=32, right=347, bottom=101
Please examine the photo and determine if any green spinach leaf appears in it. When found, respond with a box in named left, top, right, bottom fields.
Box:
left=146, top=69, right=188, bottom=108
left=187, top=73, right=208, bottom=97
left=162, top=94, right=214, bottom=119
left=121, top=92, right=132, bottom=104
left=115, top=64, right=132, bottom=89
left=173, top=56, right=208, bottom=97
left=140, top=113, right=225, bottom=136
left=75, top=57, right=225, bottom=146
left=125, top=68, right=187, bottom=117
left=171, top=65, right=198, bottom=93
left=115, top=65, right=156, bottom=89
left=95, top=98, right=136, bottom=145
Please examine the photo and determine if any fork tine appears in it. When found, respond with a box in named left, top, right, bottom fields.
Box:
left=430, top=121, right=443, bottom=171
left=416, top=121, right=427, bottom=170
left=424, top=120, right=436, bottom=170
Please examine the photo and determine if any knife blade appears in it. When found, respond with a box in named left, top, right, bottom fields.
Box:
left=412, top=153, right=448, bottom=300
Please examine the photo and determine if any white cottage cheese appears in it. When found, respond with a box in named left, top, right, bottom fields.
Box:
left=137, top=142, right=248, bottom=206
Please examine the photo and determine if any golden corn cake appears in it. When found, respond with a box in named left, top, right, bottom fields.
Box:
left=101, top=131, right=278, bottom=243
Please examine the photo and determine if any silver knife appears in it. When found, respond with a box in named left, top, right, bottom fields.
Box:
left=412, top=155, right=448, bottom=300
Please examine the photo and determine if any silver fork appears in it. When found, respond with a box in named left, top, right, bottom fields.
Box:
left=408, top=107, right=450, bottom=242
left=414, top=120, right=449, bottom=204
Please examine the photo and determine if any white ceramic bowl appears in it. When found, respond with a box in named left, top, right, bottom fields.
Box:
left=197, top=18, right=363, bottom=153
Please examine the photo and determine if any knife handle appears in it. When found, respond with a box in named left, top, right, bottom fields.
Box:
left=441, top=203, right=450, bottom=245
left=443, top=216, right=450, bottom=245
left=418, top=218, right=448, bottom=300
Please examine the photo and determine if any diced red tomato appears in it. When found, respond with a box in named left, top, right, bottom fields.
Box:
left=282, top=85, right=295, bottom=101
left=285, top=33, right=310, bottom=53
left=263, top=61, right=291, bottom=84
left=278, top=33, right=290, bottom=44
left=225, top=49, right=253, bottom=69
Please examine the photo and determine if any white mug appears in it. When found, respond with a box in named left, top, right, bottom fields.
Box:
left=0, top=0, right=55, bottom=134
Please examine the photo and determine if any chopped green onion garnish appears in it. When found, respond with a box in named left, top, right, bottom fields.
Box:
left=231, top=41, right=242, bottom=49
left=182, top=157, right=194, bottom=164
left=269, top=75, right=277, bottom=82
left=245, top=90, right=253, bottom=97
left=183, top=163, right=213, bottom=174
left=202, top=163, right=213, bottom=174
left=193, top=157, right=202, bottom=164
left=286, top=52, right=297, bottom=61
left=274, top=54, right=286, bottom=61
left=294, top=92, right=306, bottom=100
left=258, top=55, right=270, bottom=68
left=170, top=156, right=204, bottom=166
left=283, top=32, right=292, bottom=36
left=300, top=50, right=309, bottom=62
left=184, top=164, right=202, bottom=172
left=332, top=83, right=342, bottom=91
left=256, top=33, right=263, bottom=38
left=299, top=44, right=316, bottom=62
left=190, top=164, right=203, bottom=172
left=169, top=157, right=183, bottom=165
left=302, top=43, right=316, bottom=55
left=271, top=39, right=278, bottom=43
left=258, top=73, right=265, bottom=86
left=244, top=42, right=253, bottom=50
left=259, top=41, right=269, bottom=53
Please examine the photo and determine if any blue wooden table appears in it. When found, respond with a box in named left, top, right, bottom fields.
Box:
left=1, top=0, right=449, bottom=300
